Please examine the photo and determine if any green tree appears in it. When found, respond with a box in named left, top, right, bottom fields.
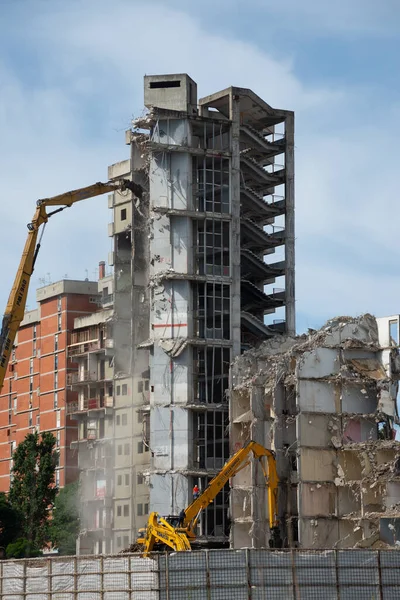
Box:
left=9, top=431, right=58, bottom=555
left=6, top=538, right=41, bottom=559
left=0, top=492, right=21, bottom=551
left=49, top=481, right=80, bottom=555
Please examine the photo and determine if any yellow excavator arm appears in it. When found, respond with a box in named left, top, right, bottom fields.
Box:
left=0, top=178, right=141, bottom=391
left=183, top=440, right=279, bottom=538
left=136, top=440, right=281, bottom=556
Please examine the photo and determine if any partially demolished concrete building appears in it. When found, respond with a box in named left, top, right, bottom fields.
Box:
left=230, top=314, right=400, bottom=549
left=99, top=73, right=295, bottom=548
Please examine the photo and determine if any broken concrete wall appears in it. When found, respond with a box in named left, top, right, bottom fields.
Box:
left=230, top=314, right=400, bottom=549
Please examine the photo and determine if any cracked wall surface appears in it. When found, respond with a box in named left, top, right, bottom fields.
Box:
left=230, top=314, right=400, bottom=549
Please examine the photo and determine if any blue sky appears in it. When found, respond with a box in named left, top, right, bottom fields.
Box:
left=0, top=0, right=399, bottom=333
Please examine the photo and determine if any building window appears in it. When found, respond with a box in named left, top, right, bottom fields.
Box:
left=54, top=334, right=58, bottom=351
left=196, top=410, right=229, bottom=470
left=36, top=415, right=40, bottom=430
left=194, top=218, right=230, bottom=277
left=194, top=155, right=230, bottom=213
left=33, top=325, right=37, bottom=357
left=121, top=384, right=128, bottom=396
left=137, top=442, right=143, bottom=454
left=122, top=414, right=127, bottom=426
left=117, top=445, right=122, bottom=456
left=54, top=371, right=58, bottom=390
left=116, top=415, right=120, bottom=426
left=124, top=443, right=130, bottom=456
left=117, top=505, right=122, bottom=517
left=121, top=208, right=127, bottom=221
left=144, top=380, right=149, bottom=391
left=116, top=385, right=121, bottom=396
left=137, top=504, right=143, bottom=516
left=54, top=355, right=58, bottom=371
left=108, top=384, right=113, bottom=396
left=12, top=347, right=16, bottom=362
left=193, top=346, right=230, bottom=404
left=56, top=410, right=61, bottom=428
left=29, top=358, right=33, bottom=374
left=54, top=392, right=58, bottom=409
left=57, top=296, right=62, bottom=312
left=57, top=313, right=62, bottom=332
left=28, top=411, right=33, bottom=427
left=117, top=474, right=122, bottom=486
left=137, top=473, right=143, bottom=485
left=123, top=536, right=129, bottom=548
left=55, top=469, right=60, bottom=487
left=56, top=430, right=61, bottom=447
left=138, top=381, right=143, bottom=393
left=144, top=503, right=149, bottom=515
left=116, top=536, right=121, bottom=548
left=29, top=377, right=33, bottom=393
left=389, top=320, right=399, bottom=345
left=123, top=504, right=129, bottom=517
left=194, top=282, right=230, bottom=340
left=125, top=474, right=129, bottom=486
left=13, top=397, right=17, bottom=414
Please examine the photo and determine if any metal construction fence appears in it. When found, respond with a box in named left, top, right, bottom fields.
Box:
left=1, top=548, right=400, bottom=599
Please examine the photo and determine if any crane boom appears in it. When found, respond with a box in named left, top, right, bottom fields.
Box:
left=0, top=179, right=139, bottom=391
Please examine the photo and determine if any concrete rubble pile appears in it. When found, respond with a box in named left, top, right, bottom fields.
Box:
left=229, top=314, right=400, bottom=549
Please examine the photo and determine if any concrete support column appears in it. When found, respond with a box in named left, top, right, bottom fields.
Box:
left=284, top=113, right=296, bottom=336
left=230, top=93, right=242, bottom=359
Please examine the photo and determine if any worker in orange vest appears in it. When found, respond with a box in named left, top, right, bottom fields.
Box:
left=193, top=484, right=200, bottom=499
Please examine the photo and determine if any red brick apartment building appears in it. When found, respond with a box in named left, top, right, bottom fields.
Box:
left=0, top=280, right=99, bottom=492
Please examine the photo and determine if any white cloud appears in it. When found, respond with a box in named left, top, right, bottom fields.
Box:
left=0, top=0, right=399, bottom=328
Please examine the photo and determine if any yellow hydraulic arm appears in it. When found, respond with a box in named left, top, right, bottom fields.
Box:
left=182, top=440, right=280, bottom=540
left=0, top=179, right=141, bottom=391
left=136, top=440, right=281, bottom=556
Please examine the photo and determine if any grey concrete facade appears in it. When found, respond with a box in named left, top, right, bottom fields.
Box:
left=133, top=75, right=295, bottom=543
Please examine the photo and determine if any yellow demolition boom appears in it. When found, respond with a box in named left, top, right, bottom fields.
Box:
left=136, top=440, right=281, bottom=556
left=0, top=179, right=142, bottom=392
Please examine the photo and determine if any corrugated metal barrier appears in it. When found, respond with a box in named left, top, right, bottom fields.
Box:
left=1, top=548, right=400, bottom=599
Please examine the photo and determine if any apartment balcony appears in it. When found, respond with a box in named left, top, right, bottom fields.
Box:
left=101, top=293, right=114, bottom=307
left=67, top=396, right=113, bottom=416
left=67, top=371, right=99, bottom=385
left=68, top=340, right=104, bottom=358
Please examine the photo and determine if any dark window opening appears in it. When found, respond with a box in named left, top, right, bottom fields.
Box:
left=149, top=80, right=180, bottom=89
left=121, top=208, right=127, bottom=221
